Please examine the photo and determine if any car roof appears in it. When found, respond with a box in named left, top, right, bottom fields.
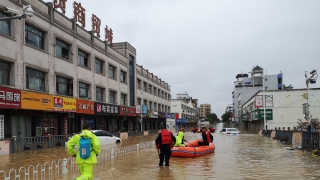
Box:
left=91, top=130, right=106, bottom=133
left=225, top=128, right=239, bottom=130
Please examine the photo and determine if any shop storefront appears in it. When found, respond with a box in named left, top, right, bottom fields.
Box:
left=129, top=107, right=137, bottom=131
left=0, top=87, right=22, bottom=138
left=94, top=102, right=119, bottom=132
left=75, top=99, right=95, bottom=132
left=52, top=96, right=76, bottom=136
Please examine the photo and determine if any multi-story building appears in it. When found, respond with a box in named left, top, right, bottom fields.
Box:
left=199, top=104, right=211, bottom=118
left=0, top=0, right=170, bottom=139
left=232, top=66, right=283, bottom=125
left=242, top=88, right=320, bottom=131
left=167, top=92, right=198, bottom=128
left=225, top=104, right=234, bottom=121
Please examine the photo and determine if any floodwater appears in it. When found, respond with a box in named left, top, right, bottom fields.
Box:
left=2, top=123, right=320, bottom=180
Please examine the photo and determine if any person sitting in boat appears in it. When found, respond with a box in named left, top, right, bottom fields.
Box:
left=198, top=127, right=213, bottom=146
left=175, top=128, right=186, bottom=147
left=209, top=126, right=215, bottom=133
left=191, top=127, right=198, bottom=133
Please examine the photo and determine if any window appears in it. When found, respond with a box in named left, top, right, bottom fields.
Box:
left=120, top=93, right=126, bottom=105
left=108, top=65, right=116, bottom=79
left=25, top=24, right=44, bottom=50
left=26, top=68, right=45, bottom=91
left=0, top=12, right=10, bottom=36
left=95, top=59, right=103, bottom=74
left=154, top=87, right=157, bottom=96
left=158, top=89, right=160, bottom=97
left=158, top=104, right=161, bottom=111
left=78, top=50, right=89, bottom=67
left=96, top=87, right=104, bottom=101
left=143, top=100, right=147, bottom=105
left=137, top=79, right=141, bottom=89
left=56, top=39, right=71, bottom=60
left=79, top=82, right=90, bottom=98
left=143, top=82, right=147, bottom=91
left=109, top=90, right=116, bottom=104
left=0, top=60, right=11, bottom=85
left=120, top=71, right=126, bottom=83
left=148, top=85, right=152, bottom=93
left=154, top=103, right=157, bottom=111
left=56, top=76, right=73, bottom=96
left=137, top=98, right=141, bottom=105
left=149, top=101, right=152, bottom=110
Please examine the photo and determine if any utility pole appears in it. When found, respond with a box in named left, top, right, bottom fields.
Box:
left=304, top=70, right=318, bottom=132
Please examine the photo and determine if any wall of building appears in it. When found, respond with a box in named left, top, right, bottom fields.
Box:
left=242, top=89, right=320, bottom=130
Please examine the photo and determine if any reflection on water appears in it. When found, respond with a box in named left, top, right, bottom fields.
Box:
left=3, top=123, right=320, bottom=180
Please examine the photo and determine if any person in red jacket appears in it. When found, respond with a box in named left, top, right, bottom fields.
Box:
left=198, top=127, right=213, bottom=146
left=155, top=126, right=176, bottom=166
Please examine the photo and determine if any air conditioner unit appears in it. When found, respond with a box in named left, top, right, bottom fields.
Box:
left=68, top=113, right=74, bottom=118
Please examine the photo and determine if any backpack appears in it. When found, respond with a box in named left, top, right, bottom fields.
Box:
left=79, top=136, right=91, bottom=159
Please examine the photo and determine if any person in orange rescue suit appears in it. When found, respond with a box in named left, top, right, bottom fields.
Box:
left=191, top=127, right=198, bottom=133
left=155, top=126, right=176, bottom=166
left=198, top=127, right=213, bottom=146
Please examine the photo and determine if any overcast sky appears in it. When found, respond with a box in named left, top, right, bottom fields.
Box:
left=46, top=0, right=320, bottom=117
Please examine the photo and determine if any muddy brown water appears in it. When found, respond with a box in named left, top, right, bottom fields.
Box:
left=2, top=123, right=320, bottom=180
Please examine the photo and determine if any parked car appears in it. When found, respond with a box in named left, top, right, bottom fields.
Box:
left=91, top=130, right=122, bottom=145
left=66, top=130, right=122, bottom=146
left=220, top=128, right=241, bottom=135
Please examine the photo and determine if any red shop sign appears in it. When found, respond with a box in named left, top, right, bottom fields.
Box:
left=129, top=107, right=136, bottom=116
left=0, top=86, right=21, bottom=109
left=119, top=106, right=129, bottom=116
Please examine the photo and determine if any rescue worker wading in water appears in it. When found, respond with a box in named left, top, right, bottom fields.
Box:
left=155, top=126, right=176, bottom=166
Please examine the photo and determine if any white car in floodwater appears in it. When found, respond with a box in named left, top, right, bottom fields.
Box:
left=66, top=130, right=122, bottom=146
left=220, top=128, right=241, bottom=135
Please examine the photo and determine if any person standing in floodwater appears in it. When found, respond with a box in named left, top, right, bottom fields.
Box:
left=155, top=126, right=176, bottom=166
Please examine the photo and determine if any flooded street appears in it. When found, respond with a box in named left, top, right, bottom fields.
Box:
left=2, top=123, right=320, bottom=180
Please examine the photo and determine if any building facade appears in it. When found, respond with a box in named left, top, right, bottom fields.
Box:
left=0, top=0, right=170, bottom=139
left=232, top=66, right=283, bottom=124
left=198, top=104, right=211, bottom=118
left=242, top=88, right=320, bottom=131
left=167, top=92, right=198, bottom=128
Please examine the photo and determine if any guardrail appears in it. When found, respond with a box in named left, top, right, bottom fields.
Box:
left=0, top=141, right=155, bottom=180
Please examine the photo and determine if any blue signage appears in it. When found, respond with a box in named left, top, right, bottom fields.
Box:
left=142, top=105, right=148, bottom=114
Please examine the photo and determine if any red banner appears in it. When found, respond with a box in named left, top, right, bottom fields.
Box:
left=0, top=87, right=21, bottom=109
left=129, top=107, right=136, bottom=116
left=175, top=113, right=179, bottom=120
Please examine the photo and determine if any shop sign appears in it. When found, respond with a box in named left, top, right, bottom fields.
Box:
left=142, top=105, right=148, bottom=114
left=165, top=113, right=171, bottom=118
left=255, top=95, right=263, bottom=108
left=129, top=107, right=136, bottom=116
left=158, top=112, right=165, bottom=118
left=76, top=99, right=94, bottom=114
left=150, top=111, right=158, bottom=118
left=21, top=91, right=53, bottom=111
left=94, top=102, right=119, bottom=115
left=119, top=106, right=129, bottom=116
left=136, top=105, right=141, bottom=114
left=53, top=96, right=76, bottom=112
left=258, top=109, right=273, bottom=120
left=0, top=87, right=21, bottom=109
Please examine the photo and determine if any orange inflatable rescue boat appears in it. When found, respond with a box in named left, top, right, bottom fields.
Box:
left=171, top=140, right=215, bottom=158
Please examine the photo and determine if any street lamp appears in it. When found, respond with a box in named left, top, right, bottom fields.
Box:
left=262, top=74, right=268, bottom=130
left=0, top=5, right=34, bottom=21
left=305, top=70, right=318, bottom=131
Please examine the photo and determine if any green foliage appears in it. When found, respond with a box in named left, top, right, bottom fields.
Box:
left=221, top=112, right=232, bottom=122
left=207, top=113, right=219, bottom=124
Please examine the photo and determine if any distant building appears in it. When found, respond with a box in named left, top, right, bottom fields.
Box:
left=232, top=66, right=283, bottom=123
left=225, top=104, right=234, bottom=121
left=199, top=104, right=211, bottom=118
left=242, top=88, right=320, bottom=131
left=167, top=92, right=198, bottom=128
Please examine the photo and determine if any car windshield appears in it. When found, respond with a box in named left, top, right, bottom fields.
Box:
left=227, top=129, right=238, bottom=131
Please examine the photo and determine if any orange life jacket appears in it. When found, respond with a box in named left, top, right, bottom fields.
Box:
left=161, top=129, right=172, bottom=145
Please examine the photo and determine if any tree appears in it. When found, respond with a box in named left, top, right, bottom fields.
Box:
left=207, top=113, right=218, bottom=124
left=221, top=112, right=232, bottom=122
left=296, top=118, right=320, bottom=131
